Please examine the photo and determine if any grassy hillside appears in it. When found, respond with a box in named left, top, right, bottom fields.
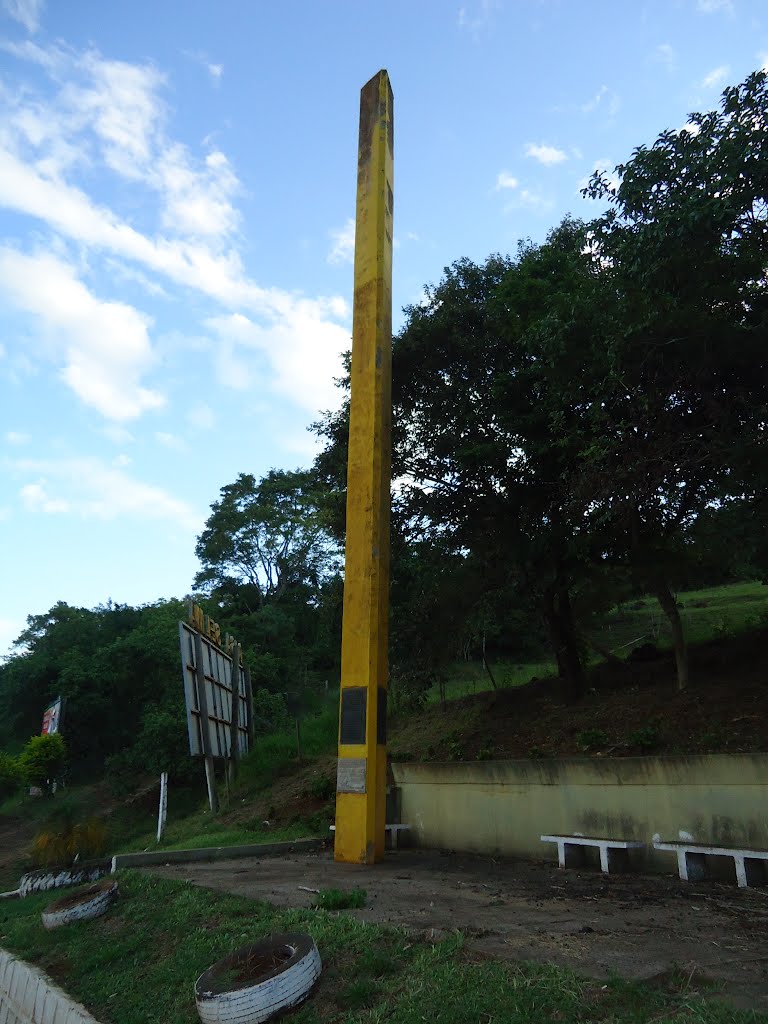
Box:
left=1, top=581, right=765, bottom=877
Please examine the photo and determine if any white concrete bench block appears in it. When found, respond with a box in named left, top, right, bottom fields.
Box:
left=653, top=841, right=768, bottom=888
left=541, top=835, right=645, bottom=874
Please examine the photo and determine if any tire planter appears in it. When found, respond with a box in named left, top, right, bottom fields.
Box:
left=41, top=878, right=118, bottom=930
left=195, top=933, right=321, bottom=1024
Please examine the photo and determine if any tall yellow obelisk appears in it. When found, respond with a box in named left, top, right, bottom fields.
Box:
left=334, top=70, right=394, bottom=864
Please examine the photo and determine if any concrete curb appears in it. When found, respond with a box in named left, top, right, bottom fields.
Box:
left=111, top=837, right=326, bottom=870
left=0, top=947, right=101, bottom=1024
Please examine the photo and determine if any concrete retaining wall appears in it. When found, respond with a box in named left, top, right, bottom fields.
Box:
left=0, top=949, right=100, bottom=1024
left=391, top=753, right=768, bottom=872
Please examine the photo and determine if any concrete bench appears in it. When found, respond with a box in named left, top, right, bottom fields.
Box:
left=329, top=824, right=409, bottom=849
left=653, top=839, right=768, bottom=888
left=541, top=834, right=645, bottom=874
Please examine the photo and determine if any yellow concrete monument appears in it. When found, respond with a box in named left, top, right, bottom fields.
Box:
left=334, top=70, right=394, bottom=865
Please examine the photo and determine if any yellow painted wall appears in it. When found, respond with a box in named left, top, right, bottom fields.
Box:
left=391, top=755, right=768, bottom=871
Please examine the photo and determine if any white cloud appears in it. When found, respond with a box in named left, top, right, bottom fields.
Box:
left=155, top=431, right=186, bottom=451
left=0, top=40, right=353, bottom=421
left=518, top=188, right=555, bottom=212
left=206, top=309, right=351, bottom=413
left=457, top=0, right=499, bottom=35
left=1, top=0, right=44, bottom=32
left=0, top=248, right=164, bottom=421
left=525, top=143, right=567, bottom=166
left=328, top=218, right=356, bottom=265
left=653, top=43, right=676, bottom=70
left=207, top=63, right=223, bottom=82
left=11, top=456, right=201, bottom=531
left=103, top=424, right=134, bottom=444
left=112, top=453, right=131, bottom=467
left=580, top=85, right=620, bottom=116
left=20, top=480, right=69, bottom=513
left=495, top=171, right=518, bottom=190
left=187, top=403, right=216, bottom=430
left=697, top=0, right=733, bottom=12
left=701, top=65, right=729, bottom=89
left=5, top=431, right=30, bottom=444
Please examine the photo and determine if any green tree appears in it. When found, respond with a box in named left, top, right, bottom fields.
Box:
left=18, top=733, right=66, bottom=793
left=581, top=69, right=768, bottom=688
left=194, top=469, right=340, bottom=608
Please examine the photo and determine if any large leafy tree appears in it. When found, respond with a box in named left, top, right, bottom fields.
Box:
left=580, top=69, right=768, bottom=688
left=194, top=469, right=340, bottom=609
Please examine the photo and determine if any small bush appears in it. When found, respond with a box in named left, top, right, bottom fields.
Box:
left=578, top=728, right=609, bottom=752
left=18, top=734, right=67, bottom=792
left=31, top=815, right=108, bottom=867
left=315, top=887, right=367, bottom=910
left=628, top=724, right=662, bottom=750
left=305, top=775, right=335, bottom=800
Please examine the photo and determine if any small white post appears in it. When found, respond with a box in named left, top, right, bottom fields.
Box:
left=156, top=771, right=168, bottom=843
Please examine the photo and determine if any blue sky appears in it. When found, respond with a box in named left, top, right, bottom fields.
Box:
left=0, top=0, right=765, bottom=655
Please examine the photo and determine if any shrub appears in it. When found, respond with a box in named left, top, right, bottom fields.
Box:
left=577, top=728, right=609, bottom=752
left=0, top=752, right=21, bottom=800
left=306, top=775, right=335, bottom=800
left=31, top=815, right=108, bottom=867
left=18, top=734, right=67, bottom=792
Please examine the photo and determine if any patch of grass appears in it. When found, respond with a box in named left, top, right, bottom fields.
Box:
left=0, top=873, right=762, bottom=1024
left=236, top=706, right=338, bottom=791
left=314, top=886, right=367, bottom=910
left=600, top=581, right=768, bottom=656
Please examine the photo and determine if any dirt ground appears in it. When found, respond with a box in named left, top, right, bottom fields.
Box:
left=146, top=846, right=768, bottom=1012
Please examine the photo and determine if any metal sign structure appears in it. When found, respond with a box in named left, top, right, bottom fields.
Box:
left=179, top=621, right=252, bottom=760
left=41, top=697, right=64, bottom=736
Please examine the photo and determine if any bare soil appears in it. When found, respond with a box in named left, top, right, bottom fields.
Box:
left=391, top=629, right=768, bottom=764
left=146, top=847, right=768, bottom=1013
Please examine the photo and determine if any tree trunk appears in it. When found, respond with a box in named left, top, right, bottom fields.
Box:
left=481, top=631, right=498, bottom=690
left=654, top=580, right=689, bottom=690
left=543, top=585, right=584, bottom=702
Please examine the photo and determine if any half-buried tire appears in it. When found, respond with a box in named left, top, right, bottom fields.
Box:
left=195, top=933, right=321, bottom=1024
left=41, top=879, right=118, bottom=929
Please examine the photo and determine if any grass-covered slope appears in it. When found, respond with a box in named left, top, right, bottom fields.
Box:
left=1, top=872, right=763, bottom=1024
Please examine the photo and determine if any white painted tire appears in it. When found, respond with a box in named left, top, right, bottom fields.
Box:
left=41, top=879, right=118, bottom=930
left=195, top=933, right=321, bottom=1024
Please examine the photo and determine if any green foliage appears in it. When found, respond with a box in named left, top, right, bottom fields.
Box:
left=577, top=729, right=609, bottom=752
left=305, top=774, right=335, bottom=800
left=628, top=724, right=662, bottom=751
left=18, top=734, right=66, bottom=791
left=252, top=687, right=290, bottom=734
left=236, top=705, right=338, bottom=791
left=0, top=752, right=21, bottom=800
left=315, top=887, right=367, bottom=910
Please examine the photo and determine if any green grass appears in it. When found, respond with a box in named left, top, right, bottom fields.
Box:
left=236, top=705, right=339, bottom=791
left=425, top=581, right=768, bottom=706
left=0, top=872, right=762, bottom=1024
left=599, top=581, right=768, bottom=654
left=314, top=887, right=367, bottom=910
left=120, top=807, right=329, bottom=854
